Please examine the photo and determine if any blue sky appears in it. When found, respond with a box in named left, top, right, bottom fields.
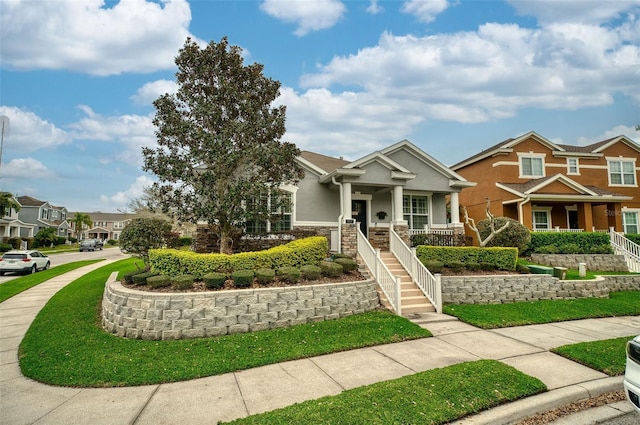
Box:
left=1, top=0, right=639, bottom=213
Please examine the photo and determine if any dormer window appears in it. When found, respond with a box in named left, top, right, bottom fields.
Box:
left=518, top=153, right=545, bottom=178
left=567, top=158, right=579, bottom=175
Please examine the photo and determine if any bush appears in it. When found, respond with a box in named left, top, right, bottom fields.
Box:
left=448, top=260, right=465, bottom=271
left=147, top=275, right=171, bottom=288
left=424, top=260, right=444, bottom=273
left=119, top=217, right=174, bottom=266
left=334, top=257, right=358, bottom=273
left=535, top=245, right=559, bottom=254
left=203, top=272, right=227, bottom=289
left=558, top=243, right=581, bottom=254
left=124, top=269, right=148, bottom=284
left=0, top=243, right=13, bottom=252
left=466, top=262, right=480, bottom=271
left=179, top=236, right=193, bottom=247
left=590, top=244, right=613, bottom=254
left=277, top=267, right=301, bottom=283
left=525, top=232, right=611, bottom=256
left=320, top=260, right=343, bottom=277
left=171, top=274, right=194, bottom=290
left=300, top=265, right=322, bottom=280
left=416, top=246, right=518, bottom=271
left=626, top=234, right=640, bottom=245
left=255, top=268, right=275, bottom=285
left=516, top=263, right=530, bottom=274
left=106, top=239, right=117, bottom=246
left=232, top=270, right=254, bottom=288
left=477, top=217, right=531, bottom=253
left=480, top=262, right=495, bottom=271
left=132, top=271, right=157, bottom=285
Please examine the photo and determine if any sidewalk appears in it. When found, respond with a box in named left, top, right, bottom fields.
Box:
left=1, top=265, right=638, bottom=425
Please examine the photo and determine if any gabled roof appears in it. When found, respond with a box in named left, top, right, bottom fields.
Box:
left=496, top=174, right=632, bottom=201
left=17, top=195, right=47, bottom=207
left=298, top=151, right=349, bottom=174
left=451, top=132, right=640, bottom=170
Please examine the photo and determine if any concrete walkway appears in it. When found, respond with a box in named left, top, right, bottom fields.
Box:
left=1, top=263, right=638, bottom=424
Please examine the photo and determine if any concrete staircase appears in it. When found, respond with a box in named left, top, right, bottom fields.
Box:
left=377, top=251, right=435, bottom=316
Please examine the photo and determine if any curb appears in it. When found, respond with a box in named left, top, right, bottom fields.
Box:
left=449, top=376, right=624, bottom=425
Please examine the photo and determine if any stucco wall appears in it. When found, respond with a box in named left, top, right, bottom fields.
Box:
left=102, top=273, right=380, bottom=341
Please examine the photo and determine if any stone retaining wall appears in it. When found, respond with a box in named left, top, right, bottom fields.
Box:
left=530, top=254, right=629, bottom=272
left=101, top=274, right=380, bottom=340
left=442, top=274, right=640, bottom=305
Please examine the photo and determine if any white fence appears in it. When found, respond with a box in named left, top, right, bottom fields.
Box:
left=390, top=227, right=442, bottom=313
left=610, top=230, right=640, bottom=273
left=532, top=227, right=583, bottom=233
left=356, top=227, right=402, bottom=315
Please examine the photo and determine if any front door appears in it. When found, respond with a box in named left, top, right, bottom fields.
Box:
left=568, top=210, right=579, bottom=229
left=352, top=200, right=367, bottom=237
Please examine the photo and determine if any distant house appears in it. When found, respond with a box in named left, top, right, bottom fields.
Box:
left=70, top=212, right=137, bottom=241
left=450, top=131, right=640, bottom=235
left=0, top=195, right=36, bottom=240
left=251, top=139, right=475, bottom=252
left=16, top=196, right=71, bottom=239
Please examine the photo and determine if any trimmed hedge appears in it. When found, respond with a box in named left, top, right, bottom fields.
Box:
left=300, top=265, right=322, bottom=280
left=334, top=257, right=358, bottom=273
left=203, top=272, right=227, bottom=289
left=124, top=269, right=148, bottom=284
left=132, top=271, right=157, bottom=285
left=320, top=260, right=343, bottom=277
left=231, top=270, right=254, bottom=288
left=148, top=236, right=328, bottom=279
left=171, top=274, right=194, bottom=290
left=523, top=232, right=611, bottom=255
left=277, top=267, right=300, bottom=283
left=255, top=268, right=275, bottom=285
left=147, top=275, right=170, bottom=288
left=416, top=246, right=518, bottom=271
left=626, top=234, right=640, bottom=245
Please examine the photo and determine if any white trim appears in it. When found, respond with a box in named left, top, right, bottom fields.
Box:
left=566, top=157, right=579, bottom=175
left=517, top=152, right=546, bottom=178
left=532, top=207, right=552, bottom=230
left=622, top=208, right=640, bottom=234
left=606, top=157, right=638, bottom=187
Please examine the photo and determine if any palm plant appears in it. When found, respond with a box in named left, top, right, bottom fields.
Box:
left=72, top=213, right=93, bottom=239
left=0, top=192, right=20, bottom=217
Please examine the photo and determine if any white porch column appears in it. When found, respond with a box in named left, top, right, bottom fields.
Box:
left=393, top=185, right=405, bottom=223
left=450, top=192, right=460, bottom=225
left=343, top=182, right=352, bottom=220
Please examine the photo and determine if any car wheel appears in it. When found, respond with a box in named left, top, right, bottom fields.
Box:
left=44, top=262, right=50, bottom=270
left=30, top=264, right=37, bottom=274
left=0, top=271, right=4, bottom=276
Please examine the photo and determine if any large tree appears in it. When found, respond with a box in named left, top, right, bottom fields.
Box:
left=0, top=192, right=20, bottom=216
left=72, top=213, right=93, bottom=239
left=143, top=37, right=303, bottom=253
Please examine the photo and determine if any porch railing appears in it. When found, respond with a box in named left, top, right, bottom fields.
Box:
left=390, top=227, right=442, bottom=313
left=356, top=227, right=402, bottom=315
left=610, top=230, right=640, bottom=273
left=532, top=227, right=584, bottom=233
left=409, top=228, right=455, bottom=236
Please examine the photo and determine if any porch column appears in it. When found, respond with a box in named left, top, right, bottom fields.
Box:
left=342, top=182, right=352, bottom=220
left=520, top=201, right=533, bottom=229
left=607, top=203, right=622, bottom=231
left=577, top=202, right=593, bottom=232
left=449, top=192, right=460, bottom=225
left=392, top=185, right=406, bottom=224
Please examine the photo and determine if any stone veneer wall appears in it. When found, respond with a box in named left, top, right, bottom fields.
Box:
left=442, top=274, right=640, bottom=305
left=530, top=254, right=629, bottom=272
left=102, top=273, right=379, bottom=340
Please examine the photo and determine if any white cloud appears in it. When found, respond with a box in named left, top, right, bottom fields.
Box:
left=575, top=125, right=640, bottom=146
left=0, top=106, right=71, bottom=153
left=131, top=79, right=178, bottom=105
left=508, top=0, right=640, bottom=25
left=1, top=158, right=55, bottom=179
left=67, top=106, right=156, bottom=166
left=401, top=0, right=451, bottom=23
left=100, top=175, right=156, bottom=209
left=260, top=0, right=346, bottom=36
left=366, top=0, right=383, bottom=15
left=0, top=0, right=200, bottom=75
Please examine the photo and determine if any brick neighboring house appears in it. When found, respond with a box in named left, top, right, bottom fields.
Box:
left=16, top=196, right=71, bottom=239
left=450, top=131, right=640, bottom=237
left=70, top=212, right=137, bottom=241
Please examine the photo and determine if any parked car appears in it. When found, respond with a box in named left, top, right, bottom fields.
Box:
left=625, top=335, right=640, bottom=414
left=79, top=239, right=103, bottom=252
left=0, top=250, right=50, bottom=275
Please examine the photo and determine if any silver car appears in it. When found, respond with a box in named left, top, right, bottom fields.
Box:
left=0, top=250, right=50, bottom=275
left=625, top=335, right=640, bottom=415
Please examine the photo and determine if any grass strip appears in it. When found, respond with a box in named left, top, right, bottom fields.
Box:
left=443, top=291, right=640, bottom=328
left=552, top=336, right=634, bottom=376
left=19, top=258, right=431, bottom=387
left=222, top=360, right=547, bottom=425
left=0, top=260, right=102, bottom=303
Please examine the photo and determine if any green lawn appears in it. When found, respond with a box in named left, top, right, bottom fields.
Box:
left=443, top=291, right=640, bottom=328
left=222, top=360, right=546, bottom=425
left=19, top=258, right=431, bottom=387
left=0, top=260, right=103, bottom=303
left=552, top=336, right=634, bottom=376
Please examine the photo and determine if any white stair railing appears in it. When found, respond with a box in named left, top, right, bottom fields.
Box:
left=390, top=227, right=442, bottom=313
left=610, top=229, right=640, bottom=273
left=356, top=227, right=402, bottom=315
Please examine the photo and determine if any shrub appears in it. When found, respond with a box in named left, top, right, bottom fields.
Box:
left=516, top=263, right=530, bottom=274
left=424, top=260, right=444, bottom=273
left=448, top=260, right=465, bottom=271
left=466, top=262, right=480, bottom=271
left=477, top=217, right=531, bottom=253
left=300, top=264, right=322, bottom=280
left=535, top=245, right=559, bottom=254
left=320, top=261, right=343, bottom=277
left=480, top=262, right=495, bottom=271
left=334, top=257, right=358, bottom=273
left=147, top=275, right=170, bottom=288
left=590, top=244, right=613, bottom=254
left=203, top=272, right=227, bottom=289
left=124, top=269, right=148, bottom=284
left=558, top=243, right=580, bottom=254
left=106, top=239, right=117, bottom=246
left=277, top=267, right=301, bottom=283
left=132, top=271, right=157, bottom=285
left=255, top=268, right=275, bottom=285
left=0, top=243, right=13, bottom=252
left=415, top=246, right=518, bottom=271
left=171, top=274, right=194, bottom=290
left=232, top=270, right=254, bottom=288
left=119, top=217, right=173, bottom=266
left=626, top=234, right=640, bottom=245
left=179, top=236, right=193, bottom=247
left=524, top=232, right=611, bottom=256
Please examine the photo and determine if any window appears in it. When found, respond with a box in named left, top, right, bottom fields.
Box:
left=403, top=195, right=429, bottom=229
left=623, top=212, right=639, bottom=234
left=567, top=158, right=579, bottom=175
left=519, top=155, right=545, bottom=178
left=114, top=222, right=124, bottom=229
left=532, top=210, right=551, bottom=230
left=245, top=191, right=292, bottom=234
left=41, top=209, right=49, bottom=219
left=608, top=159, right=636, bottom=186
